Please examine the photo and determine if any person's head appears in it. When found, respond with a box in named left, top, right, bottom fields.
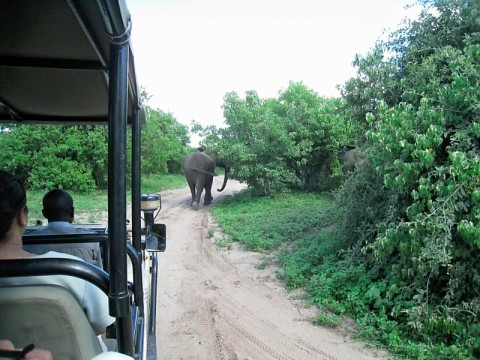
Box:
left=42, top=189, right=74, bottom=223
left=0, top=171, right=27, bottom=241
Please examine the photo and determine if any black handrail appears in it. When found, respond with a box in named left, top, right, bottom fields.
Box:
left=134, top=317, right=144, bottom=360
left=21, top=235, right=144, bottom=315
left=148, top=253, right=158, bottom=336
left=132, top=106, right=142, bottom=255
left=23, top=233, right=110, bottom=275
left=23, top=234, right=108, bottom=245
left=126, top=241, right=144, bottom=317
left=0, top=258, right=109, bottom=294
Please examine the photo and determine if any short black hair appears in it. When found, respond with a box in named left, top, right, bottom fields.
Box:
left=42, top=189, right=74, bottom=221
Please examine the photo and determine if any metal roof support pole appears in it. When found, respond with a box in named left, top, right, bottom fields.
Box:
left=131, top=106, right=145, bottom=318
left=132, top=107, right=142, bottom=255
left=108, top=41, right=134, bottom=357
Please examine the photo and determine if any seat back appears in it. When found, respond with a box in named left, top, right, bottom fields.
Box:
left=0, top=284, right=103, bottom=360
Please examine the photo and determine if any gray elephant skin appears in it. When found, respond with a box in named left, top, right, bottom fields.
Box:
left=338, top=146, right=364, bottom=176
left=183, top=150, right=228, bottom=210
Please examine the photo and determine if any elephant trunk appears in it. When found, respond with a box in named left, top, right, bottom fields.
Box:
left=217, top=166, right=229, bottom=192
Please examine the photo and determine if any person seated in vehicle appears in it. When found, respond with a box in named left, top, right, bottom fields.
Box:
left=24, top=189, right=104, bottom=269
left=0, top=171, right=114, bottom=335
left=0, top=340, right=52, bottom=360
left=0, top=340, right=134, bottom=360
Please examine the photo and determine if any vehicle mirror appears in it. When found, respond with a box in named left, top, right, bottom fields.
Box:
left=147, top=223, right=166, bottom=252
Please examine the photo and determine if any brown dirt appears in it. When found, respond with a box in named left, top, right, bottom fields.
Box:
left=152, top=176, right=389, bottom=360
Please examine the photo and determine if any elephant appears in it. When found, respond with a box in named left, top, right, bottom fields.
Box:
left=183, top=149, right=228, bottom=210
left=338, top=146, right=364, bottom=176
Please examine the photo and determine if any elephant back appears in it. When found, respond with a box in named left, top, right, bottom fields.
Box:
left=183, top=151, right=216, bottom=175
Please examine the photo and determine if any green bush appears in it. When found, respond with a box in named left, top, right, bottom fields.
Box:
left=334, top=160, right=409, bottom=250
left=0, top=125, right=107, bottom=191
left=336, top=2, right=480, bottom=357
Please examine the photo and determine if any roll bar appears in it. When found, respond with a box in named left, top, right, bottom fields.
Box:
left=0, top=258, right=110, bottom=294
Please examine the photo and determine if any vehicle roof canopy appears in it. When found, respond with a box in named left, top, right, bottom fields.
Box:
left=0, top=0, right=144, bottom=124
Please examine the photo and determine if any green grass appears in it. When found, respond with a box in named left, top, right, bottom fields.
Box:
left=210, top=189, right=478, bottom=360
left=140, top=174, right=186, bottom=193
left=26, top=190, right=109, bottom=225
left=313, top=311, right=342, bottom=328
left=254, top=255, right=276, bottom=270
left=214, top=236, right=235, bottom=249
left=26, top=173, right=186, bottom=225
left=211, top=191, right=335, bottom=252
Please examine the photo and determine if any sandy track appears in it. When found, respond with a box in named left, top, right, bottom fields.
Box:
left=154, top=177, right=387, bottom=360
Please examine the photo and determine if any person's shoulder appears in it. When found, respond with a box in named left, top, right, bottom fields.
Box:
left=74, top=227, right=96, bottom=234
left=29, top=227, right=55, bottom=235
left=34, top=251, right=84, bottom=262
left=90, top=352, right=134, bottom=360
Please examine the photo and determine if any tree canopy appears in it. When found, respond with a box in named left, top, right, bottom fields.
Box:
left=140, top=106, right=190, bottom=175
left=0, top=105, right=190, bottom=191
left=196, top=82, right=355, bottom=194
left=0, top=125, right=107, bottom=191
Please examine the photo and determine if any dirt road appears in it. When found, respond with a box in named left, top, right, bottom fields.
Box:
left=153, top=177, right=387, bottom=360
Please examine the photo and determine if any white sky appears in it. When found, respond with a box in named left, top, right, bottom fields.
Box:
left=127, top=0, right=418, bottom=142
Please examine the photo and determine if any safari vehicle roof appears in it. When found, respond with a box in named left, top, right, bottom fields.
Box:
left=0, top=0, right=143, bottom=124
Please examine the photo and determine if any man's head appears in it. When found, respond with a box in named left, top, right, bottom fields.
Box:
left=42, top=189, right=74, bottom=223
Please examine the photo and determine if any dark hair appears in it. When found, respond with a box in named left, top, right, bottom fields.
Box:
left=0, top=171, right=27, bottom=241
left=42, top=189, right=73, bottom=221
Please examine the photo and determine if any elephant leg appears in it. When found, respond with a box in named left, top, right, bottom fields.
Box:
left=192, top=201, right=199, bottom=211
left=204, top=176, right=213, bottom=205
left=192, top=182, right=204, bottom=211
left=186, top=180, right=196, bottom=204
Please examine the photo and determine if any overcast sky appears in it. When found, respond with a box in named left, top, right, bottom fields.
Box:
left=127, top=0, right=418, bottom=139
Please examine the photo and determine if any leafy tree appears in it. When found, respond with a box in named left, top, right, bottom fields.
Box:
left=220, top=90, right=294, bottom=194
left=141, top=106, right=190, bottom=175
left=337, top=0, right=480, bottom=355
left=277, top=82, right=355, bottom=190
left=0, top=125, right=107, bottom=191
left=341, top=45, right=402, bottom=140
left=200, top=83, right=354, bottom=194
left=0, top=103, right=190, bottom=192
left=366, top=45, right=480, bottom=351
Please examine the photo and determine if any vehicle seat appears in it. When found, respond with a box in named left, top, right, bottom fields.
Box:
left=0, top=284, right=103, bottom=360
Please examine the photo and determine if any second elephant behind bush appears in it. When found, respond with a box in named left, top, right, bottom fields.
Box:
left=338, top=147, right=365, bottom=176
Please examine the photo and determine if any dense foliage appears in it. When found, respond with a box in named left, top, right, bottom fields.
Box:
left=212, top=0, right=480, bottom=358
left=140, top=106, right=190, bottom=175
left=197, top=82, right=355, bottom=194
left=0, top=125, right=107, bottom=191
left=335, top=0, right=480, bottom=357
left=0, top=106, right=189, bottom=191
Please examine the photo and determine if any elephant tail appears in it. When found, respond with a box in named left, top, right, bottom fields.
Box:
left=217, top=166, right=229, bottom=192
